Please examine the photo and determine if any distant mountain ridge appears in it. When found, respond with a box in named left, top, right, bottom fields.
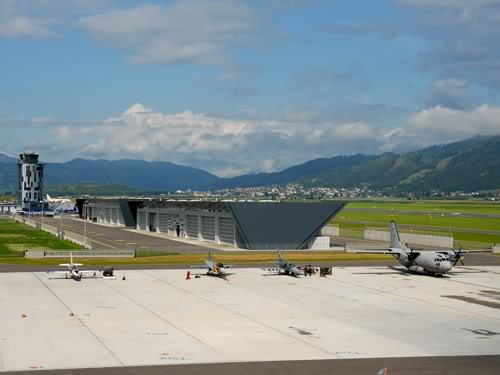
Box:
left=1, top=135, right=500, bottom=193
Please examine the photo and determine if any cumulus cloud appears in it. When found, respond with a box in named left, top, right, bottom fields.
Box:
left=79, top=0, right=260, bottom=66
left=49, top=103, right=386, bottom=176
left=41, top=102, right=499, bottom=176
left=406, top=104, right=500, bottom=142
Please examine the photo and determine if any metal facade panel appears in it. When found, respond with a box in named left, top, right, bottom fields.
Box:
left=226, top=202, right=346, bottom=249
left=118, top=200, right=143, bottom=228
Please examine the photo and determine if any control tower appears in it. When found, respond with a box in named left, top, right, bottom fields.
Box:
left=17, top=152, right=45, bottom=211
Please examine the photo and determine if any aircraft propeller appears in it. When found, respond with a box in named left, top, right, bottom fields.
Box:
left=452, top=247, right=464, bottom=266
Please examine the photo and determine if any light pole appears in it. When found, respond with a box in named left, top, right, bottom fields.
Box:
left=84, top=202, right=87, bottom=248
left=40, top=200, right=44, bottom=228
left=59, top=210, right=62, bottom=239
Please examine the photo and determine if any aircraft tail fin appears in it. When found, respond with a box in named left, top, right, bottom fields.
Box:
left=390, top=221, right=403, bottom=249
left=376, top=368, right=388, bottom=375
left=46, top=194, right=51, bottom=201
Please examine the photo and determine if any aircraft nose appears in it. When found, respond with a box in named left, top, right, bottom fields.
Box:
left=219, top=267, right=225, bottom=274
left=291, top=267, right=301, bottom=275
left=441, top=261, right=452, bottom=273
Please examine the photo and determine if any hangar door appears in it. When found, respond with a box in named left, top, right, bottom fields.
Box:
left=138, top=211, right=147, bottom=230
left=201, top=216, right=215, bottom=241
left=186, top=215, right=199, bottom=239
left=159, top=213, right=169, bottom=233
left=219, top=217, right=235, bottom=245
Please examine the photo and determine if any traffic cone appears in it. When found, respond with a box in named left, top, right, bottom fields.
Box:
left=186, top=270, right=191, bottom=280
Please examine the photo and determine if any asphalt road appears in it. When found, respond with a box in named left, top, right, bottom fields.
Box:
left=29, top=216, right=217, bottom=251
left=3, top=355, right=500, bottom=375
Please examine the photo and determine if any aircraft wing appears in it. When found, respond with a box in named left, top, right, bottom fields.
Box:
left=438, top=250, right=491, bottom=254
left=80, top=270, right=102, bottom=275
left=348, top=249, right=397, bottom=254
left=261, top=267, right=280, bottom=272
left=59, top=263, right=83, bottom=266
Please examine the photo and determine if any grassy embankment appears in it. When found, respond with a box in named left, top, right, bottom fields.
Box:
left=331, top=200, right=500, bottom=245
left=0, top=219, right=82, bottom=257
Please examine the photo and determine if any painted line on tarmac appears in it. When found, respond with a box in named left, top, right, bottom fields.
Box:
left=32, top=272, right=125, bottom=366
left=97, top=276, right=231, bottom=362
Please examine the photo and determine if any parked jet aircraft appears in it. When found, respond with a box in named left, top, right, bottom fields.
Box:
left=191, top=250, right=231, bottom=279
left=47, top=252, right=104, bottom=281
left=262, top=250, right=304, bottom=277
left=46, top=194, right=71, bottom=204
left=353, top=221, right=455, bottom=276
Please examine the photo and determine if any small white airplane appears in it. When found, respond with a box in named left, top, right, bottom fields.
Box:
left=46, top=194, right=71, bottom=204
left=47, top=252, right=107, bottom=281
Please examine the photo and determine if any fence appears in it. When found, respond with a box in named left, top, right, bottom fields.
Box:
left=453, top=240, right=493, bottom=250
left=365, top=226, right=450, bottom=237
left=339, top=228, right=365, bottom=239
left=333, top=225, right=493, bottom=250
left=24, top=249, right=135, bottom=258
left=364, top=229, right=454, bottom=249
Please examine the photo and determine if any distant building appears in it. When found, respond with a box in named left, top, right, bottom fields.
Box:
left=77, top=198, right=346, bottom=250
left=17, top=152, right=44, bottom=211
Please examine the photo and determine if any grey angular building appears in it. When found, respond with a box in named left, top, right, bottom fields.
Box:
left=77, top=199, right=345, bottom=250
left=17, top=153, right=45, bottom=211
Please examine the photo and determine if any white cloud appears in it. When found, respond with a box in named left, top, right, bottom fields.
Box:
left=79, top=0, right=259, bottom=66
left=50, top=103, right=386, bottom=176
left=16, top=102, right=500, bottom=177
left=406, top=104, right=500, bottom=141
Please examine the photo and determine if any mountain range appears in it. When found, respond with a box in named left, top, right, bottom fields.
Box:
left=1, top=135, right=499, bottom=193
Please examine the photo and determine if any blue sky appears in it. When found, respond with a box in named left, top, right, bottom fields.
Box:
left=1, top=0, right=500, bottom=176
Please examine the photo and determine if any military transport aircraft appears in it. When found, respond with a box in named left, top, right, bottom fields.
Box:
left=261, top=250, right=304, bottom=277
left=353, top=221, right=458, bottom=276
left=47, top=252, right=105, bottom=281
left=191, top=250, right=231, bottom=279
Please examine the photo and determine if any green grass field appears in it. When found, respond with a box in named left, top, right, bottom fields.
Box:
left=345, top=200, right=500, bottom=215
left=0, top=251, right=391, bottom=266
left=0, top=219, right=83, bottom=257
left=331, top=200, right=500, bottom=245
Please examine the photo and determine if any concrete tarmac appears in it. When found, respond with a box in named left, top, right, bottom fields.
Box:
left=1, top=267, right=500, bottom=373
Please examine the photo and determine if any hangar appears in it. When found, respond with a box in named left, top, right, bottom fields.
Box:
left=76, top=199, right=346, bottom=250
